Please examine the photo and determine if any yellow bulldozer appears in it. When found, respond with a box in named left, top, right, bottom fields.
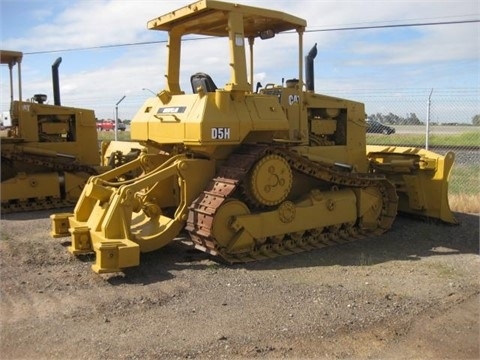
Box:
left=1, top=50, right=143, bottom=212
left=51, top=0, right=457, bottom=274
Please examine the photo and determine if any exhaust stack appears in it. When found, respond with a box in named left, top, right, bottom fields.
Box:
left=305, top=43, right=317, bottom=92
left=52, top=57, right=62, bottom=106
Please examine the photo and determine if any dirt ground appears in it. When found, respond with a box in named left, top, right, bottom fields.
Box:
left=0, top=209, right=479, bottom=360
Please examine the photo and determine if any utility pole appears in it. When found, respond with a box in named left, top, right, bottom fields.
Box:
left=115, top=95, right=126, bottom=141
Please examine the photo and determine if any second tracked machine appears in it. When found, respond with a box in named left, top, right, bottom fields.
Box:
left=51, top=0, right=457, bottom=273
left=1, top=51, right=143, bottom=213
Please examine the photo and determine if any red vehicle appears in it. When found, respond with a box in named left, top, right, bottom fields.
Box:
left=96, top=120, right=115, bottom=131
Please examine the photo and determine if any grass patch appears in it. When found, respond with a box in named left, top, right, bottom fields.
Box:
left=449, top=165, right=480, bottom=195
left=448, top=163, right=479, bottom=213
left=449, top=193, right=480, bottom=214
left=97, top=130, right=131, bottom=141
left=429, top=132, right=480, bottom=147
left=367, top=131, right=480, bottom=147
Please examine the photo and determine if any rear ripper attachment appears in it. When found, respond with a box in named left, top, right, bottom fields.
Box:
left=51, top=153, right=215, bottom=273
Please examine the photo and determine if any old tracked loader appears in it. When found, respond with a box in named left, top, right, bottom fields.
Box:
left=1, top=51, right=142, bottom=212
left=51, top=0, right=457, bottom=273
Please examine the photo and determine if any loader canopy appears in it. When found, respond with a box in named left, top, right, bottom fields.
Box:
left=147, top=0, right=306, bottom=36
left=147, top=0, right=306, bottom=93
left=1, top=50, right=24, bottom=103
left=1, top=50, right=23, bottom=66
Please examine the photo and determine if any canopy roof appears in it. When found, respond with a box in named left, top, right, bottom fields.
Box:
left=1, top=50, right=23, bottom=66
left=148, top=0, right=306, bottom=37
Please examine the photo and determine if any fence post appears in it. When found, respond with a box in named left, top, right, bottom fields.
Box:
left=426, top=88, right=433, bottom=150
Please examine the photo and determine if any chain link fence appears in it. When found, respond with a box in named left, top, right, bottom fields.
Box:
left=343, top=89, right=480, bottom=214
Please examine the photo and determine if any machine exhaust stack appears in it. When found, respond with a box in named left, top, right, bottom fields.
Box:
left=52, top=57, right=62, bottom=106
left=305, top=43, right=317, bottom=91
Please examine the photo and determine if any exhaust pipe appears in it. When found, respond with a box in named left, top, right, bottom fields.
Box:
left=305, top=43, right=317, bottom=92
left=52, top=57, right=62, bottom=106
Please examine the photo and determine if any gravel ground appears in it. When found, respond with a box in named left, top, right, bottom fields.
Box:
left=0, top=209, right=479, bottom=359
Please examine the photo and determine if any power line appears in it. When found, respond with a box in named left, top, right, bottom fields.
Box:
left=307, top=13, right=479, bottom=29
left=24, top=36, right=209, bottom=55
left=24, top=19, right=479, bottom=55
left=305, top=19, right=479, bottom=33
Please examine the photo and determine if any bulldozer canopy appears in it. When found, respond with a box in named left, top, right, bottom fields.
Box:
left=1, top=50, right=23, bottom=66
left=147, top=0, right=306, bottom=37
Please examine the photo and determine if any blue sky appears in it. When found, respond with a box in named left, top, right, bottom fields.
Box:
left=1, top=0, right=479, bottom=122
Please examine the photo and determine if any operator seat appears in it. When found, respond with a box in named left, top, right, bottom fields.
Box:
left=191, top=72, right=217, bottom=93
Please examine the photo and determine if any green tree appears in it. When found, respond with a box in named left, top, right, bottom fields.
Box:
left=384, top=112, right=401, bottom=125
left=405, top=113, right=422, bottom=125
left=367, top=113, right=384, bottom=122
left=472, top=114, right=480, bottom=126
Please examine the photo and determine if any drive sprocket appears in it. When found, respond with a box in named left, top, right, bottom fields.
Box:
left=245, top=153, right=292, bottom=207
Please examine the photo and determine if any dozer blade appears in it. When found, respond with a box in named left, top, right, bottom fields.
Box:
left=51, top=153, right=215, bottom=273
left=367, top=145, right=458, bottom=224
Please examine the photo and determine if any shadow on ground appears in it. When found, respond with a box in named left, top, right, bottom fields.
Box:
left=100, top=212, right=479, bottom=285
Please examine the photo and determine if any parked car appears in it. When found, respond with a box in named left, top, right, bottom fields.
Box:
left=96, top=120, right=115, bottom=131
left=366, top=120, right=395, bottom=135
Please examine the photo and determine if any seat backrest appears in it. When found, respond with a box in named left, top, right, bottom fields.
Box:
left=190, top=72, right=217, bottom=93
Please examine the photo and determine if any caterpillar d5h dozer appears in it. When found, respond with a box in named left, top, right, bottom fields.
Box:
left=51, top=0, right=457, bottom=274
left=1, top=50, right=142, bottom=213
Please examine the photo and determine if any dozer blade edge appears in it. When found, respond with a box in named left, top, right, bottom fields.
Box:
left=367, top=145, right=458, bottom=225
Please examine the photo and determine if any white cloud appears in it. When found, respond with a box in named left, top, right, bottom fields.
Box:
left=1, top=0, right=478, bottom=120
left=349, top=23, right=478, bottom=66
left=2, top=1, right=176, bottom=51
